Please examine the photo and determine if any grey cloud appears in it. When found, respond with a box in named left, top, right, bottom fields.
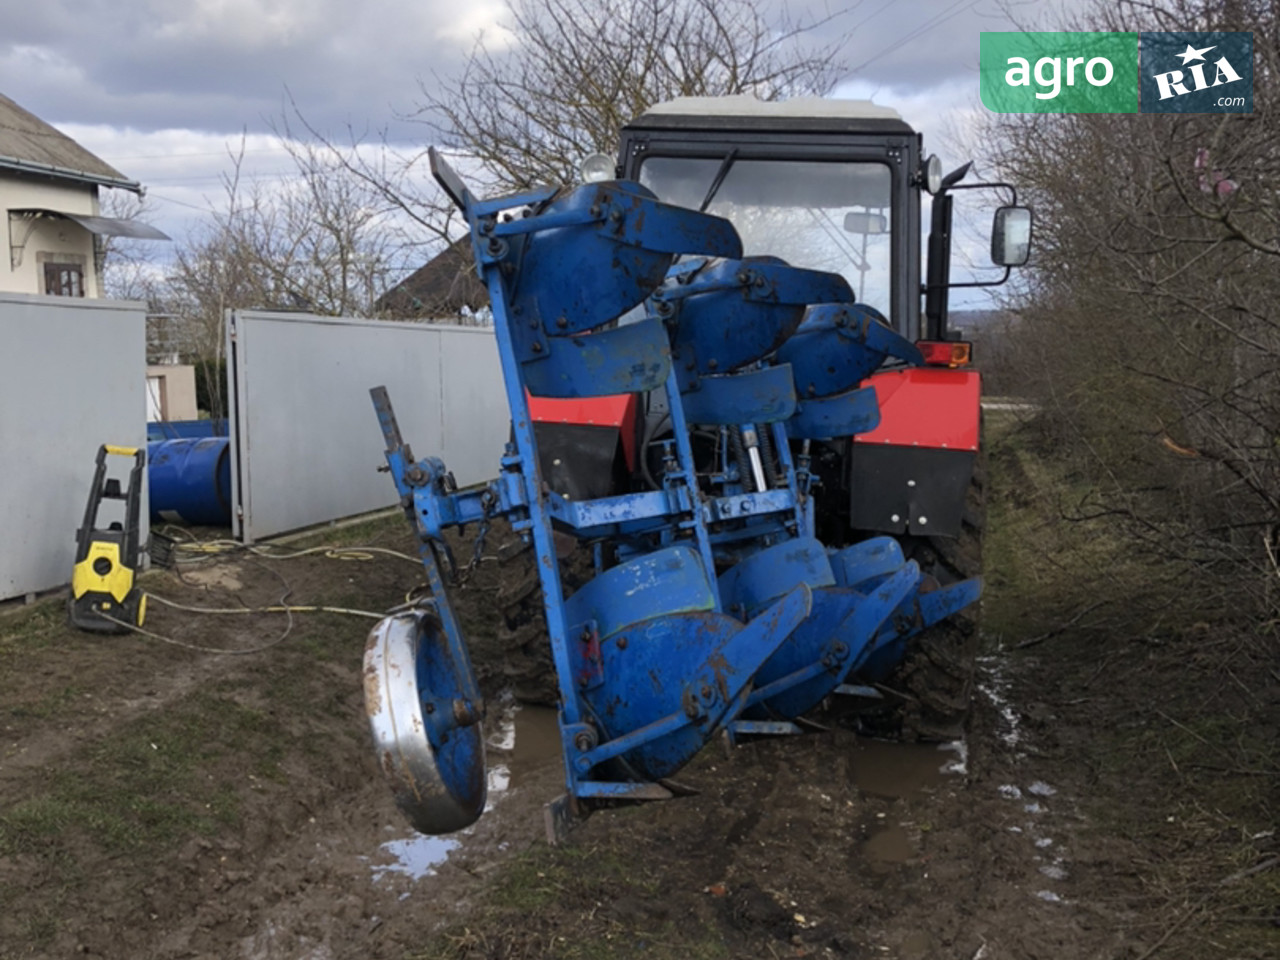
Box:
left=0, top=0, right=1084, bottom=138
left=0, top=0, right=475, bottom=134
left=829, top=0, right=1078, bottom=91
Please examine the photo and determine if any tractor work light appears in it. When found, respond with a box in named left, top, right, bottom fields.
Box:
left=579, top=153, right=616, bottom=183
left=916, top=339, right=972, bottom=367
left=922, top=154, right=942, bottom=194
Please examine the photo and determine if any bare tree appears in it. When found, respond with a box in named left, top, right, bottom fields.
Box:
left=97, top=191, right=162, bottom=303
left=414, top=0, right=851, bottom=191
left=286, top=0, right=851, bottom=320
left=982, top=0, right=1280, bottom=617
left=149, top=137, right=420, bottom=416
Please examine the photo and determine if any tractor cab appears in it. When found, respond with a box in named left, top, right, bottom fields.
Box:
left=610, top=96, right=923, bottom=340
left=603, top=96, right=1031, bottom=347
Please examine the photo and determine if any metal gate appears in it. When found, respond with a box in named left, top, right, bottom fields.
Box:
left=0, top=293, right=147, bottom=600
left=226, top=310, right=509, bottom=542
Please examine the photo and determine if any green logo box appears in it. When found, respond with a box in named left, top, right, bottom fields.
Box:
left=981, top=32, right=1139, bottom=113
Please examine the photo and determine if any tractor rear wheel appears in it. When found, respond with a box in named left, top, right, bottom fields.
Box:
left=492, top=541, right=560, bottom=706
left=893, top=453, right=985, bottom=741
left=489, top=535, right=596, bottom=706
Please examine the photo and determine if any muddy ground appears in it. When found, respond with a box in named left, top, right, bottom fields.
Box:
left=1, top=423, right=1276, bottom=960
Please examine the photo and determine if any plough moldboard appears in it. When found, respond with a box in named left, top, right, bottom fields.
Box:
left=363, top=149, right=981, bottom=840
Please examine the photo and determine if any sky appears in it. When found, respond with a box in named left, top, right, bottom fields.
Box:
left=0, top=0, right=1079, bottom=285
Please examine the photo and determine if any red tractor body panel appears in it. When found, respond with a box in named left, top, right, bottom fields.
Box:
left=848, top=367, right=980, bottom=537
left=855, top=368, right=981, bottom=452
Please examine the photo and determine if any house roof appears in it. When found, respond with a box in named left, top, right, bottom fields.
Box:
left=0, top=92, right=141, bottom=193
left=378, top=238, right=489, bottom=319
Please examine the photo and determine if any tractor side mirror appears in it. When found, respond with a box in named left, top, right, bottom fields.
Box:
left=843, top=211, right=888, bottom=235
left=991, top=206, right=1032, bottom=266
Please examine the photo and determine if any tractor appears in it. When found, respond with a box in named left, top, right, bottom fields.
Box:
left=363, top=95, right=1031, bottom=839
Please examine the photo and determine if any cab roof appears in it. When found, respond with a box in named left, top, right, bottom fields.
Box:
left=629, top=95, right=916, bottom=137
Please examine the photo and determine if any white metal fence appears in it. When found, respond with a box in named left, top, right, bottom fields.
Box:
left=0, top=294, right=147, bottom=601
left=226, top=311, right=509, bottom=542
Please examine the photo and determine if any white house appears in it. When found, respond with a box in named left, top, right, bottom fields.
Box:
left=0, top=92, right=168, bottom=298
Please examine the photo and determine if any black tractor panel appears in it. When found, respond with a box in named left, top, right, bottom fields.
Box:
left=849, top=444, right=975, bottom=538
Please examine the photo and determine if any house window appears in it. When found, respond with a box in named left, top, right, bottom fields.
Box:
left=44, top=262, right=85, bottom=297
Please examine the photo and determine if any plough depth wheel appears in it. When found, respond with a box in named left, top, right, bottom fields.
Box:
left=364, top=611, right=487, bottom=834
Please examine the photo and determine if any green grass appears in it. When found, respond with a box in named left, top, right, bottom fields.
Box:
left=0, top=681, right=316, bottom=854
left=0, top=694, right=280, bottom=859
left=981, top=416, right=1201, bottom=647
left=4, top=682, right=85, bottom=720
left=0, top=682, right=304, bottom=952
left=0, top=599, right=67, bottom=658
left=983, top=412, right=1279, bottom=959
left=404, top=841, right=728, bottom=960
left=1082, top=711, right=1279, bottom=958
left=0, top=528, right=392, bottom=954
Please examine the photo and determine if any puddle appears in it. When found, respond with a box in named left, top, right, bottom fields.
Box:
left=482, top=699, right=559, bottom=810
left=981, top=670, right=1075, bottom=906
left=848, top=738, right=963, bottom=800
left=370, top=834, right=461, bottom=882
left=848, top=737, right=966, bottom=874
left=864, top=821, right=914, bottom=871
left=939, top=739, right=968, bottom=776
left=369, top=697, right=561, bottom=886
left=490, top=699, right=561, bottom=787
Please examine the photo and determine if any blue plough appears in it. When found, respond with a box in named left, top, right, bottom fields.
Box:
left=362, top=151, right=981, bottom=839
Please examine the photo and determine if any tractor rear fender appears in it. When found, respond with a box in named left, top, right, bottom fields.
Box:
left=848, top=368, right=980, bottom=538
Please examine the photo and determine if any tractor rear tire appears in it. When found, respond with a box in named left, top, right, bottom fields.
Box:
left=490, top=536, right=596, bottom=706
left=492, top=541, right=560, bottom=706
left=893, top=452, right=985, bottom=741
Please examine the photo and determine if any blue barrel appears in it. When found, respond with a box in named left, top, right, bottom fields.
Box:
left=147, top=438, right=232, bottom=526
left=147, top=418, right=228, bottom=442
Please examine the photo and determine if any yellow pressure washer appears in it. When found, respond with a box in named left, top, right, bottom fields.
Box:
left=70, top=444, right=147, bottom=633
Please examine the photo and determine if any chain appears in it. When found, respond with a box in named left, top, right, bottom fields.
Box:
left=455, top=489, right=497, bottom=586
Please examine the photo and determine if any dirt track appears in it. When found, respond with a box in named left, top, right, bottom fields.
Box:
left=1, top=439, right=1276, bottom=959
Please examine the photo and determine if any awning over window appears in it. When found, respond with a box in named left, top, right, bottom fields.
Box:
left=8, top=208, right=170, bottom=241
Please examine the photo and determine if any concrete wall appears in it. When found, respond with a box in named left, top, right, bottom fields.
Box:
left=0, top=293, right=147, bottom=600
left=1, top=178, right=101, bottom=297
left=227, top=311, right=509, bottom=542
left=146, top=364, right=198, bottom=421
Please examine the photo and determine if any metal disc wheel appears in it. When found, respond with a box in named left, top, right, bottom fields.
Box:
left=363, top=611, right=487, bottom=834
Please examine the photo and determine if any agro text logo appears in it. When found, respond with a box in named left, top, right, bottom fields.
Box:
left=980, top=33, right=1139, bottom=113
